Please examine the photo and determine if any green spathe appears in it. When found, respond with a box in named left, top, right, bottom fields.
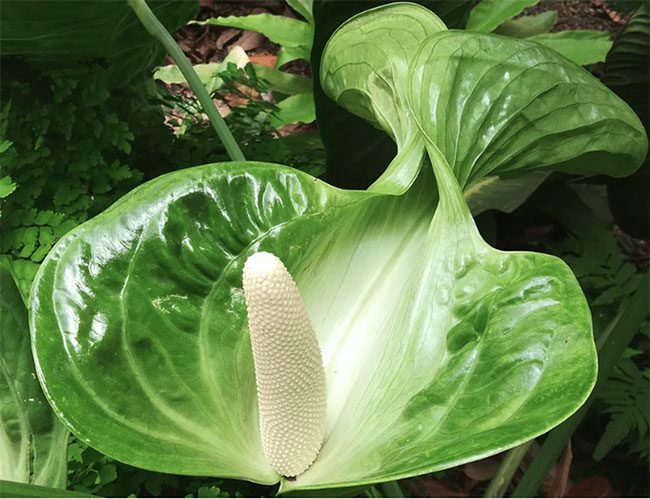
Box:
left=30, top=2, right=646, bottom=493
left=0, top=266, right=68, bottom=487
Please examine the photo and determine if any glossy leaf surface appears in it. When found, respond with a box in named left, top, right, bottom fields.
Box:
left=0, top=266, right=68, bottom=487
left=31, top=3, right=647, bottom=493
left=311, top=0, right=474, bottom=189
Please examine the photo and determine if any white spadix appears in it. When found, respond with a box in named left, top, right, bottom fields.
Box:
left=242, top=251, right=326, bottom=477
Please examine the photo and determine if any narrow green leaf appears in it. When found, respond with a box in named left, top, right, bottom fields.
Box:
left=154, top=47, right=249, bottom=93
left=276, top=45, right=311, bottom=66
left=530, top=30, right=614, bottom=66
left=270, top=94, right=315, bottom=128
left=494, top=10, right=557, bottom=38
left=603, top=3, right=649, bottom=87
left=195, top=14, right=312, bottom=55
left=287, top=0, right=314, bottom=24
left=466, top=0, right=539, bottom=33
left=253, top=64, right=312, bottom=95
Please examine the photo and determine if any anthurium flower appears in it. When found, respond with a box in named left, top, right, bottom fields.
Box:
left=30, top=3, right=646, bottom=494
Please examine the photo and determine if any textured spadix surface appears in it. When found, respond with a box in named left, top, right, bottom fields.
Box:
left=30, top=2, right=646, bottom=493
left=242, top=252, right=326, bottom=477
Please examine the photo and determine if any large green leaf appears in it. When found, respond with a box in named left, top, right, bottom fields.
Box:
left=311, top=0, right=474, bottom=189
left=416, top=33, right=641, bottom=185
left=30, top=3, right=646, bottom=494
left=603, top=3, right=649, bottom=238
left=0, top=266, right=68, bottom=487
left=0, top=0, right=198, bottom=86
left=602, top=3, right=649, bottom=107
left=318, top=3, right=445, bottom=193
left=466, top=0, right=539, bottom=33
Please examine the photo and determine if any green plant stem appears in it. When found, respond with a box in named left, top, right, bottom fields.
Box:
left=127, top=0, right=245, bottom=161
left=366, top=485, right=383, bottom=498
left=484, top=441, right=532, bottom=498
left=511, top=272, right=649, bottom=497
left=0, top=480, right=96, bottom=498
left=380, top=480, right=404, bottom=497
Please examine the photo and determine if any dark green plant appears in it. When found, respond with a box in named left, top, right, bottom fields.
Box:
left=0, top=63, right=147, bottom=294
left=541, top=185, right=649, bottom=463
left=594, top=351, right=649, bottom=461
left=0, top=0, right=197, bottom=88
left=466, top=0, right=613, bottom=65
left=66, top=437, right=255, bottom=497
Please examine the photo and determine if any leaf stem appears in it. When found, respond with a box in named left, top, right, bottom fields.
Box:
left=127, top=0, right=245, bottom=161
left=483, top=441, right=532, bottom=498
left=380, top=480, right=405, bottom=497
left=511, top=272, right=649, bottom=497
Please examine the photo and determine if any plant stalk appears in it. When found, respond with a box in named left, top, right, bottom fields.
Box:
left=380, top=480, right=404, bottom=498
left=127, top=0, right=245, bottom=161
left=511, top=273, right=649, bottom=497
left=0, top=480, right=97, bottom=498
left=483, top=441, right=532, bottom=498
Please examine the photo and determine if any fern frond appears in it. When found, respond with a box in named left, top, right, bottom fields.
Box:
left=594, top=410, right=636, bottom=460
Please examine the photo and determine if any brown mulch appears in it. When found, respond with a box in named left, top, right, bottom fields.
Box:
left=614, top=225, right=650, bottom=271
left=523, top=0, right=628, bottom=37
left=172, top=0, right=297, bottom=66
left=175, top=0, right=629, bottom=70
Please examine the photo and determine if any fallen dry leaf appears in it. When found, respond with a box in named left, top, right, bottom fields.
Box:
left=406, top=476, right=469, bottom=498
left=543, top=441, right=573, bottom=498
left=567, top=476, right=619, bottom=498
left=250, top=53, right=277, bottom=68
left=235, top=30, right=266, bottom=51
left=216, top=28, right=241, bottom=50
left=463, top=456, right=501, bottom=482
